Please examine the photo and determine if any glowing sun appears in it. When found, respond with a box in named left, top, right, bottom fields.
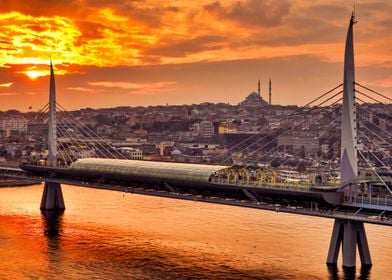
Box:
left=25, top=70, right=47, bottom=80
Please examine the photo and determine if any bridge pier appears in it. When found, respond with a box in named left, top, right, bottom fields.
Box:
left=326, top=219, right=372, bottom=267
left=40, top=182, right=65, bottom=210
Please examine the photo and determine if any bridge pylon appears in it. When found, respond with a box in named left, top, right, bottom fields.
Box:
left=327, top=219, right=371, bottom=267
left=327, top=13, right=371, bottom=268
left=40, top=61, right=65, bottom=211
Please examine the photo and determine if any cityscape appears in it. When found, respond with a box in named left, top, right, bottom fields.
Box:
left=0, top=1, right=391, bottom=280
left=0, top=84, right=391, bottom=174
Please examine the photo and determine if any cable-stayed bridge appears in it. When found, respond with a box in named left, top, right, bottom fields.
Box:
left=0, top=13, right=391, bottom=268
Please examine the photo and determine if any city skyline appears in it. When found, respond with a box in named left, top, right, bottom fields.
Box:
left=0, top=0, right=391, bottom=110
left=0, top=4, right=390, bottom=277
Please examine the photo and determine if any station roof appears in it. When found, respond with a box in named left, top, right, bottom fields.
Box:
left=70, top=158, right=228, bottom=183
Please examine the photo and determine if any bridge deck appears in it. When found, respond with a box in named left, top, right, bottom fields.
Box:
left=0, top=165, right=390, bottom=226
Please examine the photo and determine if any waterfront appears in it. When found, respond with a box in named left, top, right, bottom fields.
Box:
left=0, top=184, right=391, bottom=279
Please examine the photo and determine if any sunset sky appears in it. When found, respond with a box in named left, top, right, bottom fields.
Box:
left=0, top=0, right=391, bottom=111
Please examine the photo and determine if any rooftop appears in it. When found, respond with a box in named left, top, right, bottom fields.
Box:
left=70, top=158, right=228, bottom=183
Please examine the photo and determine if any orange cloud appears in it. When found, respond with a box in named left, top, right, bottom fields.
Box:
left=0, top=9, right=155, bottom=68
left=0, top=1, right=390, bottom=71
left=0, top=1, right=390, bottom=110
left=203, top=0, right=291, bottom=27
left=89, top=81, right=177, bottom=95
left=15, top=64, right=68, bottom=79
left=68, top=87, right=96, bottom=93
left=0, top=82, right=13, bottom=87
left=364, top=76, right=392, bottom=89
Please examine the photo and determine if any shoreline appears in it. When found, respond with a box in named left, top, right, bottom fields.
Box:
left=0, top=179, right=41, bottom=187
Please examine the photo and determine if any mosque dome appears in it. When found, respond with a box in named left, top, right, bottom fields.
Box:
left=171, top=149, right=182, bottom=156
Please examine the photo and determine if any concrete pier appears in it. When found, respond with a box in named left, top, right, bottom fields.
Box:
left=327, top=219, right=372, bottom=267
left=40, top=182, right=65, bottom=210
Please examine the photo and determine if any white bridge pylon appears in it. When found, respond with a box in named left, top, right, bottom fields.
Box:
left=327, top=13, right=371, bottom=268
left=340, top=13, right=358, bottom=184
left=40, top=60, right=65, bottom=211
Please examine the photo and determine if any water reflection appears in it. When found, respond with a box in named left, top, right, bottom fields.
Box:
left=327, top=264, right=371, bottom=280
left=357, top=266, right=372, bottom=280
left=0, top=185, right=390, bottom=279
left=41, top=209, right=64, bottom=236
left=41, top=209, right=65, bottom=277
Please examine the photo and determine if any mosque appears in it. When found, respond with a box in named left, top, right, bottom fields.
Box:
left=240, top=79, right=271, bottom=107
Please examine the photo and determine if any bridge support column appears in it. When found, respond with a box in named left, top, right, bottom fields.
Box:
left=326, top=219, right=371, bottom=267
left=40, top=182, right=65, bottom=210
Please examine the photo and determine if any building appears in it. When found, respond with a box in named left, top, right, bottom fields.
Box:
left=192, top=121, right=214, bottom=139
left=239, top=80, right=269, bottom=107
left=96, top=124, right=114, bottom=136
left=321, top=144, right=329, bottom=154
left=277, top=131, right=319, bottom=155
left=218, top=122, right=239, bottom=134
left=118, top=147, right=143, bottom=159
left=148, top=132, right=169, bottom=143
left=200, top=121, right=214, bottom=138
left=158, top=141, right=175, bottom=156
left=0, top=117, right=28, bottom=137
left=240, top=92, right=268, bottom=107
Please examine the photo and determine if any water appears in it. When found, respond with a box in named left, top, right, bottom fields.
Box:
left=0, top=184, right=391, bottom=279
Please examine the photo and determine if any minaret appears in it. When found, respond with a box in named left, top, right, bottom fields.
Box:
left=269, top=78, right=272, bottom=105
left=257, top=79, right=261, bottom=98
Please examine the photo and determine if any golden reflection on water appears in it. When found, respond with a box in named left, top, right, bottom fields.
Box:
left=0, top=184, right=391, bottom=279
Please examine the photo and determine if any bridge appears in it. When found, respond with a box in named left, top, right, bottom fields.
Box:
left=1, top=13, right=391, bottom=268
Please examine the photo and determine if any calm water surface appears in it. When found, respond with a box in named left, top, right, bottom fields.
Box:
left=0, top=184, right=391, bottom=279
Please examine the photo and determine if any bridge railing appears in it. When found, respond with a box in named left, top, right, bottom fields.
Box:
left=211, top=171, right=340, bottom=191
left=340, top=176, right=392, bottom=187
left=343, top=190, right=392, bottom=208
